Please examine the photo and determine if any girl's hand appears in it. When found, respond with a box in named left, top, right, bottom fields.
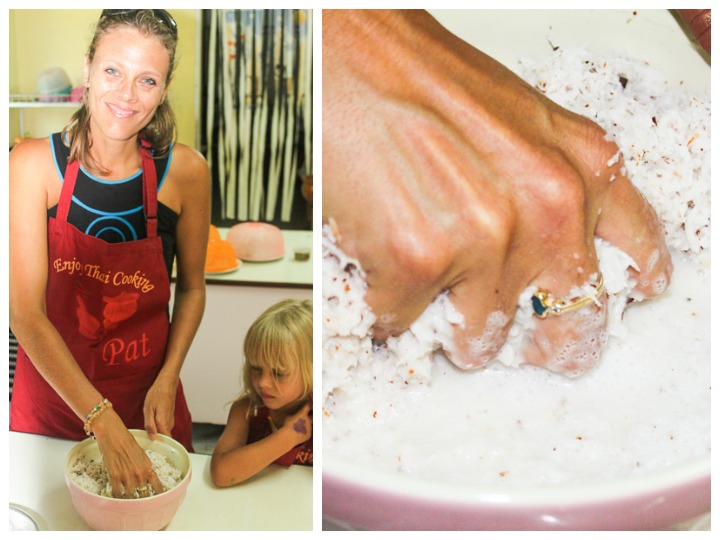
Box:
left=281, top=401, right=313, bottom=446
left=92, top=409, right=164, bottom=498
left=143, top=377, right=177, bottom=440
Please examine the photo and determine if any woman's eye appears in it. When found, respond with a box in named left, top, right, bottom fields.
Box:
left=272, top=370, right=286, bottom=379
left=141, top=77, right=158, bottom=87
left=105, top=68, right=119, bottom=76
left=250, top=366, right=262, bottom=373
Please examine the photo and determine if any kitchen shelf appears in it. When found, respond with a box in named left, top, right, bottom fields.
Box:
left=10, top=94, right=81, bottom=137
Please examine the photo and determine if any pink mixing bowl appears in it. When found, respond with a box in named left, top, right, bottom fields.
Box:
left=323, top=454, right=710, bottom=530
left=65, top=430, right=192, bottom=531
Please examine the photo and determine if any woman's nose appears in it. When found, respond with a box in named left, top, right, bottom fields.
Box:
left=117, top=78, right=137, bottom=101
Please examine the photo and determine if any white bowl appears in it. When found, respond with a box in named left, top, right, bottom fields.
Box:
left=65, top=430, right=192, bottom=531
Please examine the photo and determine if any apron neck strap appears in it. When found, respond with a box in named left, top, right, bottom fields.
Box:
left=57, top=140, right=159, bottom=238
left=139, top=139, right=158, bottom=238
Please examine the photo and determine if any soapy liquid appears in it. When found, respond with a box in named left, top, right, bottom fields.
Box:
left=323, top=251, right=709, bottom=488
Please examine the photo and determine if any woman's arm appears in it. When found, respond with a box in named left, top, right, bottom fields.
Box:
left=144, top=144, right=211, bottom=438
left=211, top=399, right=312, bottom=487
left=9, top=139, right=163, bottom=498
left=9, top=139, right=106, bottom=421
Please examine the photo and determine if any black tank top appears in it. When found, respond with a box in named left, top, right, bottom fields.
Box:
left=48, top=133, right=179, bottom=278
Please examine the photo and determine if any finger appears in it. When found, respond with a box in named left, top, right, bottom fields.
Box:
left=136, top=484, right=151, bottom=499
left=147, top=468, right=165, bottom=496
left=145, top=412, right=158, bottom=441
left=523, top=259, right=608, bottom=376
left=595, top=170, right=673, bottom=300
left=363, top=255, right=445, bottom=341
left=110, top=477, right=124, bottom=499
left=442, top=266, right=522, bottom=370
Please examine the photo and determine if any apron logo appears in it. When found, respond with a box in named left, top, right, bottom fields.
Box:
left=103, top=333, right=152, bottom=366
left=76, top=291, right=141, bottom=338
left=54, top=257, right=156, bottom=293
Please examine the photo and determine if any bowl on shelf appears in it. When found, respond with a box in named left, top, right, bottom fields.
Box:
left=64, top=430, right=192, bottom=531
left=227, top=222, right=285, bottom=262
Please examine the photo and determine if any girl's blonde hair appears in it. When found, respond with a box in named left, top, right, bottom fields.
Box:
left=242, top=299, right=313, bottom=408
left=62, top=10, right=178, bottom=173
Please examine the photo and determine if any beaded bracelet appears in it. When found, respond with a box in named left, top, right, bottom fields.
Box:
left=83, top=398, right=112, bottom=438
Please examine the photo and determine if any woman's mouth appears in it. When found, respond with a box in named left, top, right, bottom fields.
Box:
left=106, top=102, right=137, bottom=118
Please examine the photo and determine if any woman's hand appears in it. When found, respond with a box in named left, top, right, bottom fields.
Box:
left=143, top=376, right=177, bottom=440
left=92, top=409, right=164, bottom=498
left=280, top=401, right=313, bottom=447
left=323, top=10, right=672, bottom=375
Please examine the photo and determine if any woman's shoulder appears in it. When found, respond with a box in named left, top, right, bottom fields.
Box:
left=10, top=137, right=55, bottom=176
left=165, top=142, right=209, bottom=191
left=10, top=137, right=52, bottom=162
left=169, top=143, right=208, bottom=171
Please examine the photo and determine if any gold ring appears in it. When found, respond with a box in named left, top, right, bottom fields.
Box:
left=531, top=275, right=604, bottom=319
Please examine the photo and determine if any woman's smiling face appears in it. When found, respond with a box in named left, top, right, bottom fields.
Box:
left=84, top=26, right=170, bottom=143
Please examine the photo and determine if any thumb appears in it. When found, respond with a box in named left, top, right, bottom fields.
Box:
left=145, top=411, right=158, bottom=441
left=595, top=171, right=673, bottom=300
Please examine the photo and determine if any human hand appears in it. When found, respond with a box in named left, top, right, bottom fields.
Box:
left=93, top=410, right=164, bottom=498
left=323, top=10, right=672, bottom=375
left=677, top=9, right=711, bottom=55
left=281, top=401, right=313, bottom=446
left=144, top=378, right=177, bottom=441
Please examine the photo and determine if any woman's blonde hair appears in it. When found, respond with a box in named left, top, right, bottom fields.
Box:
left=242, top=299, right=313, bottom=408
left=62, top=10, right=178, bottom=173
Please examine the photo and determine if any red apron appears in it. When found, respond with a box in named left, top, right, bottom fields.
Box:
left=10, top=143, right=194, bottom=451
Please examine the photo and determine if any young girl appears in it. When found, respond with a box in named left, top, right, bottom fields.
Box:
left=211, top=299, right=313, bottom=486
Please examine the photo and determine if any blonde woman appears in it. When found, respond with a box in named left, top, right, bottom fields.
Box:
left=10, top=10, right=210, bottom=498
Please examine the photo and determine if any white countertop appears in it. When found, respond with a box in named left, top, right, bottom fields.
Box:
left=203, top=229, right=313, bottom=288
left=9, top=431, right=312, bottom=531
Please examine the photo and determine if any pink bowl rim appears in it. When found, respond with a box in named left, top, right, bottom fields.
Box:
left=323, top=452, right=710, bottom=506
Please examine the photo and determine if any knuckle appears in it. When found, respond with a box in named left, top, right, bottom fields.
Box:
left=387, top=229, right=447, bottom=283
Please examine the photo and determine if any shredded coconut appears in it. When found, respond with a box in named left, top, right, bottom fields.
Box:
left=323, top=46, right=710, bottom=487
left=69, top=450, right=182, bottom=498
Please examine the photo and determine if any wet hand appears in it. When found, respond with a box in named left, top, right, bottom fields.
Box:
left=323, top=10, right=672, bottom=375
left=93, top=410, right=164, bottom=498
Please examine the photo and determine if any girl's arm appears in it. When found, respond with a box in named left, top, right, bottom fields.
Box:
left=211, top=399, right=312, bottom=487
left=144, top=144, right=211, bottom=439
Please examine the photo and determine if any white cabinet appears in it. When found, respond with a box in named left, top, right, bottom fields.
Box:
left=176, top=229, right=313, bottom=425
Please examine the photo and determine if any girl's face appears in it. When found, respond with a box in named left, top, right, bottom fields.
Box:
left=84, top=26, right=170, bottom=144
left=250, top=365, right=305, bottom=413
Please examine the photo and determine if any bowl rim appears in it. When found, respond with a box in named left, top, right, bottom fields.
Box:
left=65, top=429, right=192, bottom=502
left=323, top=452, right=710, bottom=506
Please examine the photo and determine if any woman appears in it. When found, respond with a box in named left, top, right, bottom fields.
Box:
left=9, top=10, right=210, bottom=499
